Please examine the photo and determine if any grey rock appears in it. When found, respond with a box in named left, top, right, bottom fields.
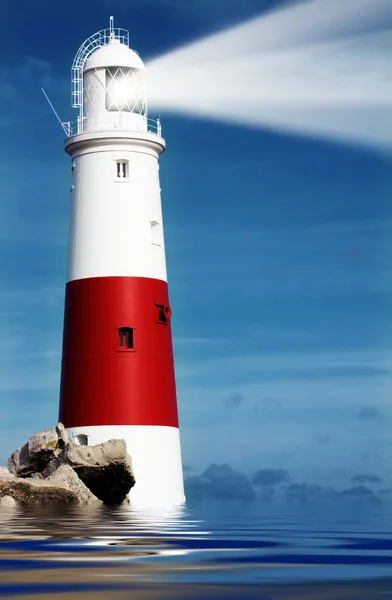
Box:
left=0, top=467, right=13, bottom=478
left=0, top=474, right=79, bottom=505
left=46, top=466, right=101, bottom=505
left=0, top=465, right=99, bottom=506
left=6, top=426, right=135, bottom=505
left=0, top=495, right=17, bottom=507
left=8, top=423, right=69, bottom=478
left=41, top=458, right=61, bottom=479
left=28, top=422, right=68, bottom=455
left=7, top=447, right=22, bottom=476
left=56, top=423, right=69, bottom=447
left=61, top=439, right=135, bottom=505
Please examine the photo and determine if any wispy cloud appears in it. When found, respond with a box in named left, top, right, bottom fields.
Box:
left=176, top=348, right=392, bottom=382
left=358, top=406, right=385, bottom=421
left=0, top=324, right=61, bottom=393
left=317, top=433, right=332, bottom=445
left=0, top=286, right=64, bottom=310
left=184, top=462, right=385, bottom=507
left=222, top=392, right=246, bottom=410
left=253, top=468, right=289, bottom=486
left=185, top=463, right=255, bottom=506
left=173, top=336, right=228, bottom=345
left=0, top=56, right=68, bottom=130
left=169, top=216, right=390, bottom=298
left=104, top=0, right=272, bottom=23
left=351, top=474, right=382, bottom=484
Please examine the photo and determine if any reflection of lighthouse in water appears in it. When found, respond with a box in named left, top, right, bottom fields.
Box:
left=58, top=18, right=185, bottom=507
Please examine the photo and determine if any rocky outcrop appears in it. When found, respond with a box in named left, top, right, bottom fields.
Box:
left=1, top=424, right=135, bottom=506
left=8, top=424, right=68, bottom=478
left=62, top=439, right=135, bottom=505
left=0, top=467, right=13, bottom=479
left=0, top=495, right=16, bottom=507
left=46, top=465, right=101, bottom=504
left=0, top=472, right=80, bottom=504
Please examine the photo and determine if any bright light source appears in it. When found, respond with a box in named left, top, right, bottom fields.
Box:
left=110, top=78, right=131, bottom=106
left=106, top=68, right=146, bottom=114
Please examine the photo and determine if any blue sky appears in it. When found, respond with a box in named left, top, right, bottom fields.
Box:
left=1, top=0, right=392, bottom=505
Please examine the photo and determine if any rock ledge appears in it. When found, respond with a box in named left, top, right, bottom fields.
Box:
left=1, top=424, right=135, bottom=506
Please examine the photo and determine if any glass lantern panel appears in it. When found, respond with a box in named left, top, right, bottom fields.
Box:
left=105, top=67, right=146, bottom=114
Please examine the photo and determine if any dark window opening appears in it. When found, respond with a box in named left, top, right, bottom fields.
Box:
left=155, top=304, right=172, bottom=325
left=116, top=160, right=128, bottom=179
left=119, top=327, right=134, bottom=349
left=76, top=434, right=88, bottom=446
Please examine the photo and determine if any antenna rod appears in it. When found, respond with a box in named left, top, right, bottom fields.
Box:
left=41, top=88, right=70, bottom=136
left=110, top=16, right=114, bottom=38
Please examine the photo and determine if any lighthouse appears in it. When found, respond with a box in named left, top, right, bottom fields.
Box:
left=58, top=19, right=185, bottom=507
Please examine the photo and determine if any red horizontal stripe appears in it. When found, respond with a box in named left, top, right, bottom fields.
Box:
left=59, top=277, right=179, bottom=428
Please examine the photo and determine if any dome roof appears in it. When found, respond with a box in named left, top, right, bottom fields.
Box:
left=84, top=38, right=145, bottom=72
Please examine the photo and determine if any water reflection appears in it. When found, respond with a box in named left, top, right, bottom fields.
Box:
left=1, top=505, right=392, bottom=598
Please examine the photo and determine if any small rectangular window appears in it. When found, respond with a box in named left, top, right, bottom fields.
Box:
left=75, top=434, right=88, bottom=446
left=116, top=160, right=128, bottom=179
left=150, top=220, right=161, bottom=246
left=118, top=327, right=134, bottom=349
left=155, top=303, right=171, bottom=325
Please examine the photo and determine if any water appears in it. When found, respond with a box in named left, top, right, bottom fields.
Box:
left=2, top=504, right=392, bottom=598
left=147, top=0, right=392, bottom=151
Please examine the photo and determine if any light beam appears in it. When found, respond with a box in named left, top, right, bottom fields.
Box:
left=146, top=0, right=392, bottom=150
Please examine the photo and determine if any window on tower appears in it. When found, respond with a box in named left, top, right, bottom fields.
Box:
left=150, top=220, right=161, bottom=246
left=155, top=303, right=172, bottom=326
left=116, top=160, right=128, bottom=179
left=118, top=327, right=134, bottom=349
left=75, top=434, right=88, bottom=446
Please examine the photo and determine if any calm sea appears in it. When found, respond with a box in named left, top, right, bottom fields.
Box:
left=1, top=503, right=392, bottom=599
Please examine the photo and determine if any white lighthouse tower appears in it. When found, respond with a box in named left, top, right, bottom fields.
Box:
left=58, top=19, right=185, bottom=507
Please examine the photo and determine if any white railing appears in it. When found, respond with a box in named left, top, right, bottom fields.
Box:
left=64, top=114, right=162, bottom=137
left=72, top=21, right=131, bottom=109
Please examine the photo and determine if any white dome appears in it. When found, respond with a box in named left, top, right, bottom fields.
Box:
left=84, top=39, right=145, bottom=72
